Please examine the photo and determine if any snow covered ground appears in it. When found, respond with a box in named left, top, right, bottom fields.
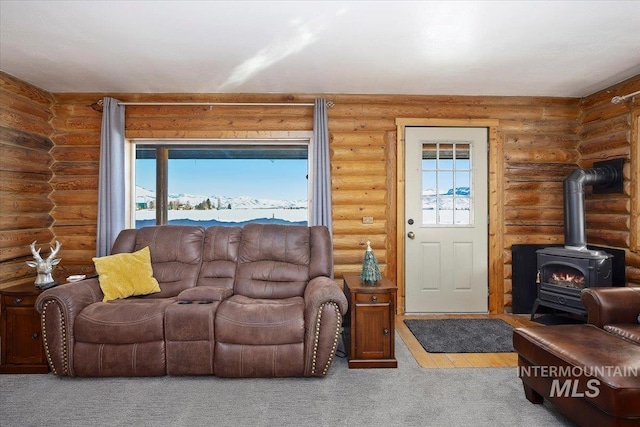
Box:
left=135, top=208, right=308, bottom=225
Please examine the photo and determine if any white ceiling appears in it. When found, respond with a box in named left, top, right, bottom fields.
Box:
left=1, top=1, right=639, bottom=97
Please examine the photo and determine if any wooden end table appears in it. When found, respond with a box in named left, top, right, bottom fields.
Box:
left=342, top=273, right=397, bottom=368
left=0, top=283, right=49, bottom=373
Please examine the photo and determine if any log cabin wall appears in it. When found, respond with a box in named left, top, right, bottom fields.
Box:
left=5, top=69, right=635, bottom=310
left=0, top=73, right=55, bottom=290
left=49, top=92, right=582, bottom=312
left=577, top=74, right=640, bottom=286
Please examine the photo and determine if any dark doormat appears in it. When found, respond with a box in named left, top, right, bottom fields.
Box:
left=404, top=318, right=514, bottom=353
left=532, top=313, right=586, bottom=325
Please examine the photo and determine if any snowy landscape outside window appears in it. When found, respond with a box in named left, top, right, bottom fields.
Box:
left=421, top=141, right=473, bottom=226
left=132, top=144, right=309, bottom=228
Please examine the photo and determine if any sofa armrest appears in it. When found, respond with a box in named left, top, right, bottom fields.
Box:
left=581, top=287, right=640, bottom=329
left=304, top=276, right=348, bottom=315
left=303, top=276, right=348, bottom=377
left=35, top=278, right=104, bottom=376
left=176, top=286, right=233, bottom=302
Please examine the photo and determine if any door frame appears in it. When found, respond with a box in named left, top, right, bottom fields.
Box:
left=395, top=118, right=503, bottom=314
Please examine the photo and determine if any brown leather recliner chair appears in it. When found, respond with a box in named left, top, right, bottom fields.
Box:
left=36, top=224, right=348, bottom=378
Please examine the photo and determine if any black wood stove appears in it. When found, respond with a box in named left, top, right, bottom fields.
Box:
left=531, top=162, right=622, bottom=319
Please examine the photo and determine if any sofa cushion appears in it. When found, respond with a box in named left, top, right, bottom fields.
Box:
left=177, top=286, right=233, bottom=302
left=215, top=295, right=305, bottom=345
left=197, top=226, right=241, bottom=289
left=235, top=224, right=311, bottom=299
left=75, top=298, right=176, bottom=344
left=604, top=324, right=640, bottom=345
left=111, top=226, right=205, bottom=298
left=93, top=246, right=161, bottom=302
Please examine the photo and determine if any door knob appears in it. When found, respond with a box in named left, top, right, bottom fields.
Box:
left=407, top=231, right=415, bottom=239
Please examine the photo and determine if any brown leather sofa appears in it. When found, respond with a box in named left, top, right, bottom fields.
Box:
left=513, top=287, right=640, bottom=427
left=35, top=224, right=348, bottom=378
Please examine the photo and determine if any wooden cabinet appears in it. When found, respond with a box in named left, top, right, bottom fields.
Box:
left=342, top=274, right=397, bottom=369
left=0, top=283, right=49, bottom=373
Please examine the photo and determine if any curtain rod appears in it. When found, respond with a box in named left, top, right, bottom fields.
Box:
left=611, top=89, right=640, bottom=104
left=94, top=100, right=334, bottom=108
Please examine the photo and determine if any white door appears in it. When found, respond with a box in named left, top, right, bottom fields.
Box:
left=404, top=127, right=488, bottom=313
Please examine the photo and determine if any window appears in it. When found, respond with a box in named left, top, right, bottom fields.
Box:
left=421, top=141, right=473, bottom=226
left=128, top=141, right=309, bottom=229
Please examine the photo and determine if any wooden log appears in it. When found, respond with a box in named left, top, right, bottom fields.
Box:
left=580, top=114, right=630, bottom=140
left=580, top=102, right=634, bottom=125
left=506, top=225, right=565, bottom=236
left=585, top=198, right=630, bottom=214
left=579, top=75, right=640, bottom=111
left=0, top=142, right=53, bottom=173
left=50, top=205, right=100, bottom=224
left=504, top=147, right=579, bottom=163
left=52, top=224, right=97, bottom=237
left=0, top=176, right=52, bottom=195
left=0, top=125, right=53, bottom=151
left=50, top=146, right=100, bottom=162
left=50, top=176, right=99, bottom=191
left=50, top=161, right=100, bottom=177
left=333, top=248, right=387, bottom=264
left=331, top=132, right=385, bottom=146
left=504, top=134, right=579, bottom=150
left=332, top=204, right=387, bottom=220
left=332, top=234, right=386, bottom=250
left=0, top=194, right=54, bottom=214
left=332, top=189, right=387, bottom=205
left=578, top=129, right=629, bottom=155
left=332, top=219, right=387, bottom=235
left=504, top=234, right=564, bottom=248
left=578, top=147, right=630, bottom=163
left=0, top=260, right=38, bottom=283
left=49, top=190, right=98, bottom=206
left=50, top=115, right=102, bottom=132
left=587, top=213, right=631, bottom=231
left=504, top=207, right=563, bottom=223
left=332, top=160, right=385, bottom=176
left=331, top=145, right=386, bottom=161
left=503, top=191, right=564, bottom=207
left=54, top=237, right=96, bottom=252
left=0, top=88, right=53, bottom=121
left=0, top=106, right=54, bottom=137
left=0, top=72, right=54, bottom=106
left=0, top=229, right=54, bottom=261
left=585, top=229, right=629, bottom=248
left=50, top=130, right=101, bottom=146
left=332, top=175, right=387, bottom=191
left=125, top=116, right=313, bottom=132
left=0, top=213, right=53, bottom=231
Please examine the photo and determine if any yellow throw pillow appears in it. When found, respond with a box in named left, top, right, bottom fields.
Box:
left=93, top=246, right=161, bottom=302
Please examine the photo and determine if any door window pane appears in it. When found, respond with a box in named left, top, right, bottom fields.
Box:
left=421, top=141, right=473, bottom=226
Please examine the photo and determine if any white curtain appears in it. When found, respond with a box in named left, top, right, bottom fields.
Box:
left=96, top=97, right=126, bottom=257
left=311, top=98, right=332, bottom=235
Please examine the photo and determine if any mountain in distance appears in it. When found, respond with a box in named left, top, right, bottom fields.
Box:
left=135, top=186, right=307, bottom=209
left=422, top=187, right=471, bottom=210
left=422, top=187, right=470, bottom=196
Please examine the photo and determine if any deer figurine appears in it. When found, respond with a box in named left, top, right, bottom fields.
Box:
left=26, top=240, right=62, bottom=289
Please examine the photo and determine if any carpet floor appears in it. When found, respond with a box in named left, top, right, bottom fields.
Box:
left=403, top=318, right=515, bottom=353
left=0, top=336, right=575, bottom=427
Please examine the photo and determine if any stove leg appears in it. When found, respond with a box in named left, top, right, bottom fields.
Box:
left=530, top=299, right=540, bottom=320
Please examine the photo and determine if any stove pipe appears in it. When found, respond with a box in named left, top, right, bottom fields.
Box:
left=563, top=165, right=619, bottom=251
